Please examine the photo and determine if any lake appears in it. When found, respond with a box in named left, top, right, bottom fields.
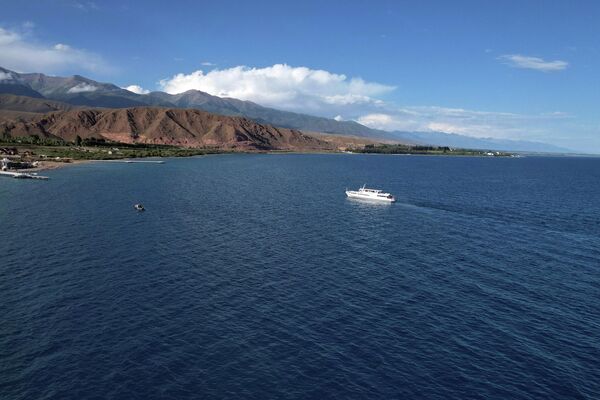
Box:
left=1, top=154, right=599, bottom=399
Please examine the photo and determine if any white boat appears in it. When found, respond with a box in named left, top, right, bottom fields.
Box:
left=345, top=184, right=396, bottom=202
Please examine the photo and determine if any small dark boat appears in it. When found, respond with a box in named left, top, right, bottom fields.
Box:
left=134, top=203, right=145, bottom=211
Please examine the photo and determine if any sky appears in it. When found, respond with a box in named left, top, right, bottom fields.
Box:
left=0, top=0, right=599, bottom=152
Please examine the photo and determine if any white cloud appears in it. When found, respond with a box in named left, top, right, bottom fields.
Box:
left=357, top=107, right=572, bottom=140
left=67, top=83, right=98, bottom=93
left=158, top=64, right=395, bottom=114
left=158, top=62, right=590, bottom=150
left=72, top=1, right=99, bottom=11
left=0, top=25, right=110, bottom=74
left=201, top=62, right=216, bottom=66
left=124, top=84, right=150, bottom=94
left=53, top=43, right=71, bottom=51
left=356, top=113, right=394, bottom=129
left=0, top=71, right=13, bottom=81
left=498, top=54, right=568, bottom=72
left=0, top=28, right=20, bottom=46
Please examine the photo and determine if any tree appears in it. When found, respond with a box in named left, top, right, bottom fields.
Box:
left=75, top=135, right=82, bottom=146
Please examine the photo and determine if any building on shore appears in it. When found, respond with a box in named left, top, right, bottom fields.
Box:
left=1, top=157, right=35, bottom=170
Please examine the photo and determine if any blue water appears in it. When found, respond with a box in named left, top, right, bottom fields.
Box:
left=1, top=154, right=599, bottom=399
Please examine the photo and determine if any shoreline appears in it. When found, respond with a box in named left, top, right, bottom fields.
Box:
left=1, top=149, right=526, bottom=173
left=26, top=159, right=91, bottom=172
left=5, top=150, right=595, bottom=175
left=7, top=145, right=592, bottom=175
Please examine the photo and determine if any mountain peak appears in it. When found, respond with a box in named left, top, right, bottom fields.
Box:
left=0, top=68, right=394, bottom=140
left=7, top=68, right=572, bottom=152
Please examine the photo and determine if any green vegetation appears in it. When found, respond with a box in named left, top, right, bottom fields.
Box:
left=355, top=144, right=512, bottom=157
left=0, top=134, right=512, bottom=163
left=0, top=136, right=229, bottom=161
left=24, top=146, right=226, bottom=160
left=1, top=133, right=65, bottom=146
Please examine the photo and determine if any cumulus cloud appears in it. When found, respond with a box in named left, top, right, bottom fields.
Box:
left=356, top=113, right=396, bottom=129
left=124, top=84, right=150, bottom=94
left=158, top=64, right=395, bottom=114
left=498, top=54, right=568, bottom=72
left=67, top=83, right=98, bottom=93
left=0, top=25, right=110, bottom=74
left=158, top=62, right=581, bottom=147
left=201, top=61, right=216, bottom=66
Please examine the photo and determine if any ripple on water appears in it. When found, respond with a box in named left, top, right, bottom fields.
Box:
left=1, top=154, right=599, bottom=399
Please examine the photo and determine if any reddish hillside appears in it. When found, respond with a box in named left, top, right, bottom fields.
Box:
left=0, top=107, right=333, bottom=151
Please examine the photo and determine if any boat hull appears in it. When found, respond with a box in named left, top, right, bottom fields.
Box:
left=345, top=191, right=396, bottom=202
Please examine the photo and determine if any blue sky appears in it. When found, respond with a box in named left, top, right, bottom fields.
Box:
left=1, top=0, right=599, bottom=152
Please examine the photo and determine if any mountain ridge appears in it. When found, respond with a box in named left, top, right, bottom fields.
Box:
left=0, top=66, right=574, bottom=153
left=0, top=106, right=334, bottom=151
left=0, top=67, right=394, bottom=140
left=391, top=130, right=573, bottom=153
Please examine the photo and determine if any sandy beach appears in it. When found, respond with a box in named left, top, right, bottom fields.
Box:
left=26, top=160, right=90, bottom=172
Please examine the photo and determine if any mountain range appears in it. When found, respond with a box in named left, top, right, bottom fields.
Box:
left=391, top=131, right=571, bottom=153
left=0, top=66, right=572, bottom=153
left=0, top=67, right=394, bottom=140
left=0, top=107, right=336, bottom=151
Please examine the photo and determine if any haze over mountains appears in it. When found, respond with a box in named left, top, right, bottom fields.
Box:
left=0, top=67, right=571, bottom=152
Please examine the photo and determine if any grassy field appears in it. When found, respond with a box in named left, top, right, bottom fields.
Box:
left=0, top=139, right=512, bottom=163
left=0, top=141, right=229, bottom=161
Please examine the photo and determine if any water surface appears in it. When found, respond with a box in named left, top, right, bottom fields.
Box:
left=1, top=154, right=599, bottom=399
